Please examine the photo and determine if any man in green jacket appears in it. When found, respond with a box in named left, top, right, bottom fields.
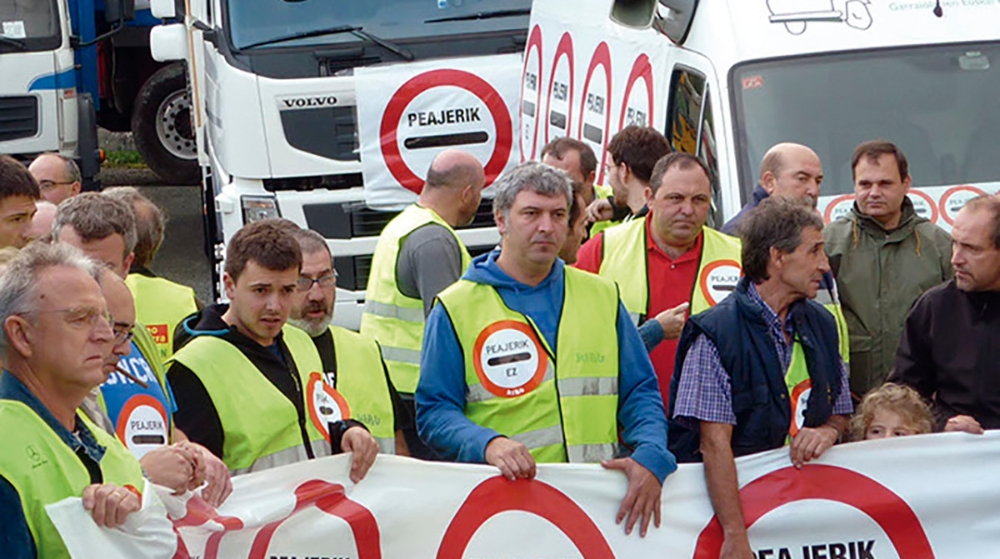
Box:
left=824, top=140, right=952, bottom=398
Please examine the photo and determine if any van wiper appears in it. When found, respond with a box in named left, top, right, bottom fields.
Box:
left=425, top=8, right=531, bottom=24
left=242, top=25, right=412, bottom=60
left=0, top=35, right=27, bottom=50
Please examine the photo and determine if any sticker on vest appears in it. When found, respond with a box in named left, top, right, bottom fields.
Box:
left=789, top=379, right=812, bottom=438
left=145, top=323, right=169, bottom=346
left=699, top=259, right=743, bottom=306
left=473, top=320, right=548, bottom=398
left=115, top=394, right=169, bottom=459
left=306, top=372, right=352, bottom=442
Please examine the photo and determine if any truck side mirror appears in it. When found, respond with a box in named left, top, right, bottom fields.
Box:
left=653, top=0, right=698, bottom=44
left=150, top=0, right=177, bottom=19
left=610, top=0, right=657, bottom=29
left=150, top=23, right=188, bottom=62
left=104, top=0, right=135, bottom=23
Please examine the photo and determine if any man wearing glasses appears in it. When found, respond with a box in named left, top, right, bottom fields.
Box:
left=28, top=153, right=82, bottom=206
left=289, top=228, right=409, bottom=455
left=0, top=242, right=149, bottom=558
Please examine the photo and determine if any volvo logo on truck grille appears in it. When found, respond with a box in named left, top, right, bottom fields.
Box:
left=278, top=95, right=339, bottom=110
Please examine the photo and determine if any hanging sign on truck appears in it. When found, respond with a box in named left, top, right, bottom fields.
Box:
left=357, top=54, right=523, bottom=209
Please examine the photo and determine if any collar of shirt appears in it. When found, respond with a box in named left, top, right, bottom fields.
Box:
left=746, top=282, right=796, bottom=344
left=644, top=216, right=705, bottom=263
left=0, top=371, right=107, bottom=462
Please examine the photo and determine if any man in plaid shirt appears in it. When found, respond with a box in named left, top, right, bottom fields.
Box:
left=668, top=198, right=853, bottom=559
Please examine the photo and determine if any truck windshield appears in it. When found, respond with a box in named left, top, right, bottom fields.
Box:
left=227, top=0, right=531, bottom=51
left=732, top=42, right=1000, bottom=198
left=0, top=0, right=59, bottom=51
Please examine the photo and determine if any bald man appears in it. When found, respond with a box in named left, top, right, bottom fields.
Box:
left=29, top=153, right=81, bottom=205
left=721, top=143, right=823, bottom=235
left=26, top=200, right=56, bottom=243
left=361, top=149, right=485, bottom=459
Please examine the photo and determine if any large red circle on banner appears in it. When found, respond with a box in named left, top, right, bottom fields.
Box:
left=545, top=32, right=575, bottom=144
left=618, top=54, right=654, bottom=130
left=692, top=465, right=935, bottom=559
left=437, top=477, right=615, bottom=559
left=578, top=42, right=612, bottom=185
left=520, top=24, right=543, bottom=161
left=380, top=69, right=513, bottom=193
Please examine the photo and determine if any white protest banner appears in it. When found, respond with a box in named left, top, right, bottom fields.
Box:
left=356, top=54, right=522, bottom=210
left=57, top=432, right=1000, bottom=559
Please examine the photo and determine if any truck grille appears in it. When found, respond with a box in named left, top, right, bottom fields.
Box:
left=0, top=97, right=38, bottom=142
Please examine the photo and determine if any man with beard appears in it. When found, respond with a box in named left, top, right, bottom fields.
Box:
left=825, top=141, right=952, bottom=397
left=289, top=228, right=408, bottom=455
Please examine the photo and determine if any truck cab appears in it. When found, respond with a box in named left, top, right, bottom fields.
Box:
left=525, top=0, right=1000, bottom=229
left=150, top=0, right=530, bottom=328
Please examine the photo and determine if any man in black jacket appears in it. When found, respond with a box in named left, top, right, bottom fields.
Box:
left=891, top=194, right=1000, bottom=433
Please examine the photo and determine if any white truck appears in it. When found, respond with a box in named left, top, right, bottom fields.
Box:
left=148, top=0, right=530, bottom=327
left=522, top=0, right=1000, bottom=228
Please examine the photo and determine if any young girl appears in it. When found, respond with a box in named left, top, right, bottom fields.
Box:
left=851, top=383, right=935, bottom=441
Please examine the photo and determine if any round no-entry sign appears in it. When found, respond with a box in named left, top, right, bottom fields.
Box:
left=380, top=69, right=513, bottom=193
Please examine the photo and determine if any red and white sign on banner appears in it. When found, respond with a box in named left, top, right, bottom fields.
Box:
left=357, top=54, right=522, bottom=209
left=520, top=25, right=544, bottom=162
left=579, top=42, right=612, bottom=184
left=544, top=32, right=575, bottom=146
left=53, top=433, right=1000, bottom=558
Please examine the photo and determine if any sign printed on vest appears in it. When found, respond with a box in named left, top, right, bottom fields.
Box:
left=115, top=394, right=168, bottom=459
left=789, top=379, right=811, bottom=439
left=473, top=320, right=548, bottom=398
left=306, top=372, right=352, bottom=441
left=699, top=259, right=743, bottom=307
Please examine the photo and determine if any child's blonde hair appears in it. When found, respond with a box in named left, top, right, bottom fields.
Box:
left=850, top=383, right=934, bottom=441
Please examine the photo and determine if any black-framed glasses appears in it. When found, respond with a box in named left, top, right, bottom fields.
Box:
left=37, top=180, right=75, bottom=190
left=296, top=272, right=337, bottom=292
left=112, top=322, right=135, bottom=346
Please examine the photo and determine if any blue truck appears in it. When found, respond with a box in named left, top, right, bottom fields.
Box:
left=0, top=0, right=198, bottom=185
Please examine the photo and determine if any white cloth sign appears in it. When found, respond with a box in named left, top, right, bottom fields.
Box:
left=356, top=54, right=523, bottom=210
left=56, top=432, right=1000, bottom=558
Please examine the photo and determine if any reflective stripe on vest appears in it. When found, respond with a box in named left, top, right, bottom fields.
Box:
left=0, top=402, right=145, bottom=559
left=360, top=205, right=471, bottom=394
left=599, top=218, right=743, bottom=322
left=786, top=340, right=811, bottom=442
left=125, top=273, right=199, bottom=361
left=169, top=325, right=330, bottom=473
left=328, top=326, right=397, bottom=454
left=438, top=267, right=620, bottom=463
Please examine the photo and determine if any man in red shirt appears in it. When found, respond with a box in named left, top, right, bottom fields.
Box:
left=575, top=153, right=742, bottom=405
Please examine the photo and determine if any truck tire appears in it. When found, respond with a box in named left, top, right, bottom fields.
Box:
left=132, top=63, right=201, bottom=185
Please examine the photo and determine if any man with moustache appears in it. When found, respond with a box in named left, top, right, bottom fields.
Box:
left=289, top=228, right=408, bottom=455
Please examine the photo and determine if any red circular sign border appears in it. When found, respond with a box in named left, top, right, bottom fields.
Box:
left=939, top=185, right=986, bottom=225
left=379, top=69, right=513, bottom=193
left=115, top=393, right=168, bottom=447
left=544, top=32, right=576, bottom=146
left=520, top=24, right=544, bottom=161
left=306, top=371, right=352, bottom=441
left=472, top=320, right=549, bottom=399
left=618, top=54, right=654, bottom=131
left=698, top=259, right=742, bottom=307
left=577, top=41, right=613, bottom=185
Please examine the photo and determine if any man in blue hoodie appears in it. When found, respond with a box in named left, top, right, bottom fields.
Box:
left=417, top=161, right=676, bottom=538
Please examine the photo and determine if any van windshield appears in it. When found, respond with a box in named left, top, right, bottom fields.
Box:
left=227, top=0, right=531, bottom=52
left=0, top=0, right=60, bottom=51
left=732, top=43, right=1000, bottom=200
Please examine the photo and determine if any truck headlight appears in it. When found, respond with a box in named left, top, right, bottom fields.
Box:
left=241, top=196, right=281, bottom=223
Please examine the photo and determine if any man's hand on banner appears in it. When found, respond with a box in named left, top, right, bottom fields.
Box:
left=342, top=426, right=379, bottom=483
left=140, top=444, right=200, bottom=495
left=790, top=416, right=847, bottom=468
left=82, top=483, right=142, bottom=528
left=180, top=442, right=233, bottom=507
left=944, top=414, right=985, bottom=434
left=602, top=457, right=662, bottom=537
left=485, top=436, right=537, bottom=481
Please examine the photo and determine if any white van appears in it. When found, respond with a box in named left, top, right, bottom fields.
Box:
left=523, top=0, right=1000, bottom=228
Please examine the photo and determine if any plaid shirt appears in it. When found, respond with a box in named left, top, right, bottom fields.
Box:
left=673, top=282, right=853, bottom=425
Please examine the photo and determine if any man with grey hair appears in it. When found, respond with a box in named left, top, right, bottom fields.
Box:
left=0, top=242, right=148, bottom=557
left=289, top=228, right=409, bottom=455
left=361, top=149, right=485, bottom=459
left=29, top=152, right=81, bottom=205
left=669, top=197, right=852, bottom=559
left=104, top=187, right=199, bottom=360
left=417, top=161, right=676, bottom=538
left=52, top=193, right=137, bottom=277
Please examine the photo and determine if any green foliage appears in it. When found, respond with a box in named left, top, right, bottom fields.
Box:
left=104, top=150, right=146, bottom=168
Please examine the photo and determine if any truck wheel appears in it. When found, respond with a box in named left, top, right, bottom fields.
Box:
left=132, top=63, right=200, bottom=185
